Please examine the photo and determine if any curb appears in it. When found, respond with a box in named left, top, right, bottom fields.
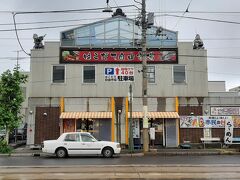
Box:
left=1, top=150, right=240, bottom=157
left=2, top=153, right=239, bottom=157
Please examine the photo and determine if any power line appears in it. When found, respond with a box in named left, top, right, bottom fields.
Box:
left=1, top=14, right=240, bottom=33
left=163, top=14, right=240, bottom=25
left=172, top=0, right=193, bottom=30
left=2, top=10, right=240, bottom=14
left=0, top=23, right=87, bottom=32
left=0, top=17, right=105, bottom=26
left=12, top=5, right=136, bottom=15
left=12, top=13, right=30, bottom=56
left=155, top=11, right=240, bottom=14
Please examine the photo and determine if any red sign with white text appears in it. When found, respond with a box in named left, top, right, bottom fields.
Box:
left=60, top=49, right=177, bottom=63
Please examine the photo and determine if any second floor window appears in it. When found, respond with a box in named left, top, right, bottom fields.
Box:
left=173, top=65, right=186, bottom=83
left=83, top=66, right=95, bottom=83
left=147, top=66, right=155, bottom=83
left=52, top=65, right=65, bottom=83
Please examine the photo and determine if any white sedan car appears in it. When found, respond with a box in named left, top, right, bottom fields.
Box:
left=42, top=132, right=121, bottom=158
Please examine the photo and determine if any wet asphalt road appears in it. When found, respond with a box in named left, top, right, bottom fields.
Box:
left=0, top=155, right=240, bottom=166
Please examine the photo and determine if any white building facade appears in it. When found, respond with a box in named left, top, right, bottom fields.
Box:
left=28, top=11, right=211, bottom=147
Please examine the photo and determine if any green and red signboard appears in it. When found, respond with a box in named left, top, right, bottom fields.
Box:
left=60, top=48, right=178, bottom=64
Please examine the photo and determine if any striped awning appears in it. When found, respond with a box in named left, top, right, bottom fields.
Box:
left=60, top=112, right=112, bottom=119
left=128, top=112, right=179, bottom=119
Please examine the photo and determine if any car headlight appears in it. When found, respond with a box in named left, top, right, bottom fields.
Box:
left=116, top=143, right=120, bottom=148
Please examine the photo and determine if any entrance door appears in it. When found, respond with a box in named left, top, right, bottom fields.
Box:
left=165, top=119, right=177, bottom=147
left=151, top=119, right=164, bottom=146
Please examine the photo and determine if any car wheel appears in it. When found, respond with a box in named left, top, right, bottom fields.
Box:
left=102, top=147, right=113, bottom=158
left=56, top=148, right=67, bottom=158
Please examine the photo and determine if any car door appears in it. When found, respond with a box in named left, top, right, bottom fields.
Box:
left=80, top=133, right=102, bottom=155
left=63, top=133, right=83, bottom=155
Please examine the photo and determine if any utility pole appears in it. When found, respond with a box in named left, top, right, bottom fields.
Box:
left=13, top=50, right=22, bottom=70
left=141, top=0, right=149, bottom=152
left=129, top=84, right=134, bottom=153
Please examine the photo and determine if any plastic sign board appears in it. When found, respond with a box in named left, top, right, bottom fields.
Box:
left=60, top=48, right=178, bottom=64
left=104, top=67, right=134, bottom=82
left=149, top=127, right=155, bottom=140
left=132, top=119, right=140, bottom=138
left=211, top=107, right=240, bottom=116
left=180, top=116, right=233, bottom=128
left=224, top=117, right=233, bottom=144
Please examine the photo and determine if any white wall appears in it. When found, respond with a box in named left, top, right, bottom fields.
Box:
left=30, top=42, right=208, bottom=98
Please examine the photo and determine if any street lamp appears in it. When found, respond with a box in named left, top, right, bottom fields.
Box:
left=117, top=109, right=122, bottom=143
left=102, top=0, right=113, bottom=12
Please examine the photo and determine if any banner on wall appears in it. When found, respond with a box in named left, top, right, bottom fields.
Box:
left=132, top=119, right=140, bottom=138
left=60, top=48, right=178, bottom=64
left=180, top=116, right=234, bottom=128
left=211, top=107, right=240, bottom=116
left=224, top=117, right=234, bottom=144
left=104, top=67, right=134, bottom=82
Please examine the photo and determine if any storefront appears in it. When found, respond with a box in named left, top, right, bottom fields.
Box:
left=128, top=112, right=179, bottom=148
left=60, top=112, right=112, bottom=141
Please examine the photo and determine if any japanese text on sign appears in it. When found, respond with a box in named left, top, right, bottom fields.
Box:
left=60, top=49, right=177, bottom=63
left=211, top=107, right=240, bottom=116
left=224, top=117, right=233, bottom=144
left=105, top=67, right=134, bottom=82
left=180, top=116, right=232, bottom=128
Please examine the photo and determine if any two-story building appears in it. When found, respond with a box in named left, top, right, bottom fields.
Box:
left=27, top=9, right=210, bottom=148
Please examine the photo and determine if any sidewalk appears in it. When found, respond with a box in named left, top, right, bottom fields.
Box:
left=1, top=145, right=240, bottom=157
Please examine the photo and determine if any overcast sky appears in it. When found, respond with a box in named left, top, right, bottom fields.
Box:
left=0, top=0, right=240, bottom=90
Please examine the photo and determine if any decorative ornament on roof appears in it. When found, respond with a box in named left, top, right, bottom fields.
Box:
left=193, top=34, right=204, bottom=49
left=112, top=8, right=126, bottom=17
left=33, top=34, right=46, bottom=49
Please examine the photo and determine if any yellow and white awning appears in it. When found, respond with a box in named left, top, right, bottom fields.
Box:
left=128, top=112, right=179, bottom=119
left=60, top=112, right=112, bottom=119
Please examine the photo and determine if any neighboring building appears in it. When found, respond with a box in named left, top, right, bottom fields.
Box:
left=229, top=86, right=240, bottom=92
left=28, top=9, right=240, bottom=148
left=208, top=81, right=226, bottom=92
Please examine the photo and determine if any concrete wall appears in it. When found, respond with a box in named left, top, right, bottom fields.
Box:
left=208, top=81, right=226, bottom=92
left=30, top=41, right=208, bottom=98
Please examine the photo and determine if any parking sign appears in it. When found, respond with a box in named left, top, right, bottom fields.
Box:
left=105, top=68, right=114, bottom=75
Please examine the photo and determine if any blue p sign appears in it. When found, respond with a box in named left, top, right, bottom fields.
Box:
left=105, top=68, right=114, bottom=75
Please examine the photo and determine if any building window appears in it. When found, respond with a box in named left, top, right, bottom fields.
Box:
left=173, top=65, right=186, bottom=83
left=147, top=66, right=155, bottom=83
left=83, top=66, right=95, bottom=83
left=52, top=65, right=65, bottom=83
